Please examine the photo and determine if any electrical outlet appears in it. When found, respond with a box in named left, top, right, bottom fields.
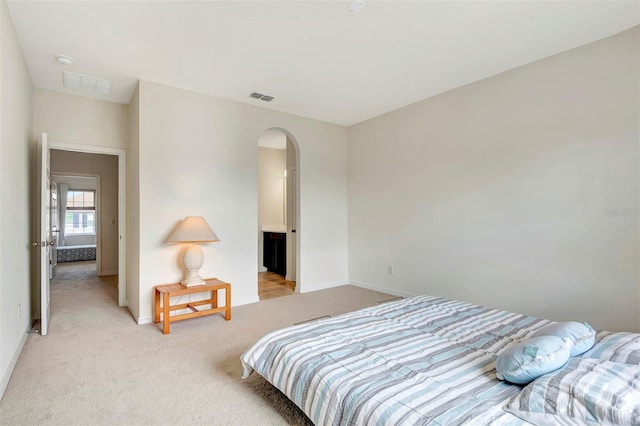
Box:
left=387, top=266, right=394, bottom=275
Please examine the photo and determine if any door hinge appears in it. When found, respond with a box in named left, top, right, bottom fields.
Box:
left=32, top=240, right=55, bottom=247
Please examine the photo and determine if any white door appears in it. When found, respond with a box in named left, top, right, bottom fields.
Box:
left=33, top=133, right=52, bottom=335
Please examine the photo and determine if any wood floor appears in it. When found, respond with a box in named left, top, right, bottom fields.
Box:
left=258, top=271, right=295, bottom=300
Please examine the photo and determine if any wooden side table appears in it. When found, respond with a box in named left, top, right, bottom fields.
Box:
left=154, top=278, right=231, bottom=334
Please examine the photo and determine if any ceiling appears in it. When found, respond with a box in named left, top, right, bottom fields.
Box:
left=6, top=1, right=639, bottom=126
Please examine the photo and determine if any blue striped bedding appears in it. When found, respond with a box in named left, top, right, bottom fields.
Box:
left=241, top=295, right=554, bottom=425
left=504, top=358, right=640, bottom=424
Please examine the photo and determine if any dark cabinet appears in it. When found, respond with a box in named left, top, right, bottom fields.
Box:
left=263, top=232, right=286, bottom=276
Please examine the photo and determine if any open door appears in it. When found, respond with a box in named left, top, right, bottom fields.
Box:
left=32, top=133, right=52, bottom=335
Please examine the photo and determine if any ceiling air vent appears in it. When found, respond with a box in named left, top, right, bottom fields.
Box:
left=249, top=92, right=275, bottom=102
left=63, top=71, right=113, bottom=96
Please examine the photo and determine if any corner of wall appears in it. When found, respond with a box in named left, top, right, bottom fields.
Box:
left=126, top=80, right=140, bottom=321
left=127, top=303, right=143, bottom=324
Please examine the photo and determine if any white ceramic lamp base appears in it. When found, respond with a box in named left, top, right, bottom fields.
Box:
left=181, top=244, right=206, bottom=287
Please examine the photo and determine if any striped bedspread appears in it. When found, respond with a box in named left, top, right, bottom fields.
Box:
left=504, top=357, right=640, bottom=424
left=241, top=295, right=552, bottom=425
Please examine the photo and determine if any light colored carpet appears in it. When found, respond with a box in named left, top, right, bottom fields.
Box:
left=0, top=262, right=391, bottom=425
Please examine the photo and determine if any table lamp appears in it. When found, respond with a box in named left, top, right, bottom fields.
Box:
left=167, top=216, right=219, bottom=287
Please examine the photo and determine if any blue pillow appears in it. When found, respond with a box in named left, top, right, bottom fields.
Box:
left=496, top=336, right=571, bottom=384
left=530, top=321, right=595, bottom=357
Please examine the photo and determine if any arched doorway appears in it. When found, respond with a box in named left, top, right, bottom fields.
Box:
left=257, top=128, right=300, bottom=300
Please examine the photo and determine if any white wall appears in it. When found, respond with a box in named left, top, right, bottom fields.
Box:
left=51, top=175, right=96, bottom=190
left=33, top=88, right=128, bottom=150
left=133, top=80, right=349, bottom=322
left=0, top=0, right=33, bottom=398
left=348, top=27, right=640, bottom=332
left=257, top=147, right=286, bottom=272
left=62, top=235, right=95, bottom=247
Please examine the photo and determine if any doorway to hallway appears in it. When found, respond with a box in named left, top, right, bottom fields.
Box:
left=47, top=141, right=127, bottom=307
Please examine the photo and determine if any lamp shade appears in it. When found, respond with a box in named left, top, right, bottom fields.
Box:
left=167, top=216, right=219, bottom=243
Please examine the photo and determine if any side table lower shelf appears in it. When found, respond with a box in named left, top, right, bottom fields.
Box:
left=154, top=278, right=231, bottom=334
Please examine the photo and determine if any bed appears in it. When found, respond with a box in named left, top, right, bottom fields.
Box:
left=56, top=244, right=96, bottom=262
left=241, top=295, right=640, bottom=425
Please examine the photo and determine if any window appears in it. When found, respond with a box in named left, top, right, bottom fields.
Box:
left=65, top=190, right=95, bottom=235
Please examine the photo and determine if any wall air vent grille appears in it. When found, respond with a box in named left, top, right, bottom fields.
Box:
left=249, top=92, right=275, bottom=102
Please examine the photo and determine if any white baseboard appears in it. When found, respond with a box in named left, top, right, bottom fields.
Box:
left=137, top=315, right=153, bottom=325
left=126, top=304, right=145, bottom=324
left=349, top=281, right=416, bottom=298
left=98, top=270, right=117, bottom=276
left=0, top=328, right=29, bottom=400
left=258, top=266, right=267, bottom=273
left=234, top=295, right=260, bottom=306
left=300, top=279, right=349, bottom=293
